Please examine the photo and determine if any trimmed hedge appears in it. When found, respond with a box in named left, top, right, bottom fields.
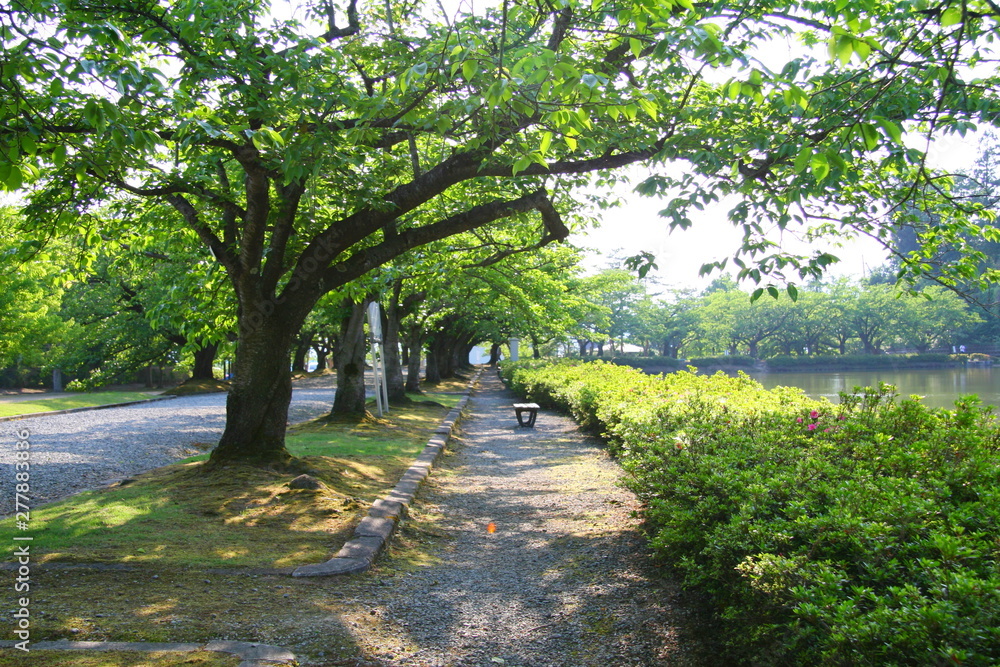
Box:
left=688, top=355, right=758, bottom=369
left=606, top=355, right=685, bottom=371
left=501, top=360, right=1000, bottom=666
left=765, top=353, right=964, bottom=371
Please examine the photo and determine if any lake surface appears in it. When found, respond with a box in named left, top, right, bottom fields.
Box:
left=751, top=367, right=1000, bottom=410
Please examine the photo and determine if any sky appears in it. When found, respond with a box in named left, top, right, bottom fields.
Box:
left=573, top=132, right=986, bottom=292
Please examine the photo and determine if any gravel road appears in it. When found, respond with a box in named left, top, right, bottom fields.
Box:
left=0, top=382, right=337, bottom=517
left=346, top=371, right=704, bottom=667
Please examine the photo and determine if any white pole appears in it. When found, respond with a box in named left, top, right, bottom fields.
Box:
left=367, top=302, right=389, bottom=416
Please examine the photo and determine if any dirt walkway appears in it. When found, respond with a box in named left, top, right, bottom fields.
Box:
left=344, top=371, right=705, bottom=666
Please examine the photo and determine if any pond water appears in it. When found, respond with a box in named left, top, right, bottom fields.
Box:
left=750, top=367, right=1000, bottom=411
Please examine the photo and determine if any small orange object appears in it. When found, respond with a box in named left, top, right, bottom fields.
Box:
left=486, top=522, right=496, bottom=534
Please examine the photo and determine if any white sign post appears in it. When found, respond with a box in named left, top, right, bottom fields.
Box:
left=367, top=302, right=389, bottom=416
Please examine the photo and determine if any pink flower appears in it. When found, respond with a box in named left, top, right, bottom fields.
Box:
left=808, top=423, right=818, bottom=431
left=809, top=410, right=820, bottom=419
left=796, top=417, right=803, bottom=423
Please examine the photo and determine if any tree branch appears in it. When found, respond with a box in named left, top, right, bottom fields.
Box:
left=318, top=189, right=565, bottom=293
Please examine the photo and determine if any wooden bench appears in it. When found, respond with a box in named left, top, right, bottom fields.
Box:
left=513, top=402, right=540, bottom=427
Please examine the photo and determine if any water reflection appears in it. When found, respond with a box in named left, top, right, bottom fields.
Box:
left=751, top=367, right=1000, bottom=410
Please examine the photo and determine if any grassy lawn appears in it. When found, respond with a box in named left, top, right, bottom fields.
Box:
left=0, top=391, right=162, bottom=418
left=0, top=392, right=459, bottom=570
left=0, top=650, right=240, bottom=667
left=0, top=381, right=474, bottom=666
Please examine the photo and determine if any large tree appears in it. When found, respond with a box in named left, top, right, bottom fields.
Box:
left=3, top=0, right=998, bottom=465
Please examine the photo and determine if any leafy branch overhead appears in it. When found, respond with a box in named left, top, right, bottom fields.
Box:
left=1, top=0, right=998, bottom=462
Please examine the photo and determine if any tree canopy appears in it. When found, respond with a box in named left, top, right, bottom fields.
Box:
left=2, top=0, right=999, bottom=464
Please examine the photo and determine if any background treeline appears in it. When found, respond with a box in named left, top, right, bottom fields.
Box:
left=3, top=136, right=999, bottom=390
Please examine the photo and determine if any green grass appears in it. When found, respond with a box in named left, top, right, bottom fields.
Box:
left=0, top=393, right=458, bottom=569
left=0, top=650, right=240, bottom=667
left=0, top=391, right=161, bottom=418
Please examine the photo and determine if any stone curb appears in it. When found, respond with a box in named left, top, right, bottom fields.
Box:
left=0, top=395, right=179, bottom=423
left=291, top=370, right=481, bottom=578
left=0, top=639, right=296, bottom=666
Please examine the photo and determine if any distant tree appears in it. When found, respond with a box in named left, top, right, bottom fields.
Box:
left=5, top=0, right=998, bottom=465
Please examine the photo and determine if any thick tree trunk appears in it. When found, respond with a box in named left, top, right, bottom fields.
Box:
left=191, top=342, right=219, bottom=380
left=459, top=341, right=476, bottom=369
left=210, top=319, right=295, bottom=466
left=425, top=345, right=441, bottom=384
left=331, top=298, right=371, bottom=415
left=404, top=326, right=423, bottom=393
left=488, top=343, right=501, bottom=365
left=438, top=336, right=456, bottom=378
left=291, top=333, right=312, bottom=373
left=383, top=280, right=407, bottom=402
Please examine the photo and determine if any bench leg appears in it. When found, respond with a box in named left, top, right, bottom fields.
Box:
left=516, top=409, right=538, bottom=427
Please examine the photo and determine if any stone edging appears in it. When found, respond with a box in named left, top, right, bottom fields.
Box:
left=0, top=395, right=179, bottom=423
left=291, top=370, right=481, bottom=577
left=0, top=640, right=295, bottom=666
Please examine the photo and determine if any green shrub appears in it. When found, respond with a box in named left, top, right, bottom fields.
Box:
left=766, top=354, right=961, bottom=371
left=687, top=355, right=758, bottom=368
left=607, top=355, right=685, bottom=371
left=501, top=361, right=1000, bottom=665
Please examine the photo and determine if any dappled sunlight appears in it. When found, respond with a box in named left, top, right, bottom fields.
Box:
left=134, top=600, right=178, bottom=618
left=211, top=546, right=250, bottom=561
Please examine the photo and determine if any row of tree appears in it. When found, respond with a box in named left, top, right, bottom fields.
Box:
left=591, top=274, right=986, bottom=360
left=2, top=0, right=998, bottom=466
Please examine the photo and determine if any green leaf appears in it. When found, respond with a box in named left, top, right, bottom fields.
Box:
left=941, top=6, right=963, bottom=26
left=750, top=287, right=764, bottom=303
left=539, top=131, right=553, bottom=155
left=836, top=36, right=853, bottom=65
left=5, top=165, right=23, bottom=190
left=462, top=60, right=478, bottom=81
left=793, top=146, right=812, bottom=173
left=874, top=116, right=903, bottom=144
left=858, top=123, right=880, bottom=151
left=810, top=153, right=830, bottom=181
left=786, top=284, right=798, bottom=301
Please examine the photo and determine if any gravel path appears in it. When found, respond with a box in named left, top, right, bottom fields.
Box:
left=351, top=371, right=703, bottom=667
left=0, top=382, right=337, bottom=517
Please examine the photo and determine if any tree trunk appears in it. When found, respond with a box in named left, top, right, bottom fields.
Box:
left=210, top=319, right=295, bottom=466
left=425, top=345, right=441, bottom=384
left=191, top=342, right=219, bottom=380
left=530, top=334, right=542, bottom=359
left=314, top=348, right=327, bottom=371
left=331, top=298, right=371, bottom=415
left=488, top=343, right=502, bottom=365
left=383, top=280, right=407, bottom=402
left=291, top=333, right=312, bottom=373
left=404, top=325, right=424, bottom=392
